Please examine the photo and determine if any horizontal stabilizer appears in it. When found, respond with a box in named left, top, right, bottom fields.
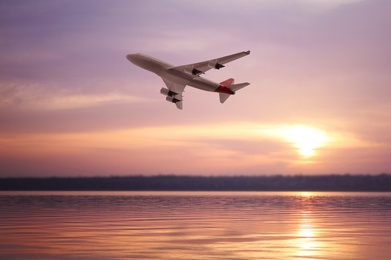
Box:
left=219, top=93, right=230, bottom=103
left=229, top=82, right=250, bottom=92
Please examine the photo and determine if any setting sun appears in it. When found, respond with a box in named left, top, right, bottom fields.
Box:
left=278, top=125, right=330, bottom=157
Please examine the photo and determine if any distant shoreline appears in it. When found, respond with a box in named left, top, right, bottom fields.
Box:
left=1, top=174, right=390, bottom=192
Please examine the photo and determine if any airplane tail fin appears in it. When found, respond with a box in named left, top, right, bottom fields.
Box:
left=218, top=78, right=250, bottom=103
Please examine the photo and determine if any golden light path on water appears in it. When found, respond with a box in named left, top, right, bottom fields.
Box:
left=295, top=192, right=320, bottom=259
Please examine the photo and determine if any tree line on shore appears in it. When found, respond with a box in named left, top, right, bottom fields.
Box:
left=1, top=174, right=390, bottom=191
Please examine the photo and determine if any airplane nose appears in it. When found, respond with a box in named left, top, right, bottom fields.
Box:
left=126, top=54, right=136, bottom=62
left=126, top=53, right=150, bottom=69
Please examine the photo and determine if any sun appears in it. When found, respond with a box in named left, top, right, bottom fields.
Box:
left=280, top=125, right=329, bottom=157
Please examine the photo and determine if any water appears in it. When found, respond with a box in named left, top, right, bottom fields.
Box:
left=1, top=192, right=391, bottom=260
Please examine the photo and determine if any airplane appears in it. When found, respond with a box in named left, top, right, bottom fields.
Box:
left=126, top=50, right=250, bottom=109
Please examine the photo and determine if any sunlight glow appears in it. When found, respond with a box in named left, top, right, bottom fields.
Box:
left=0, top=122, right=345, bottom=175
left=300, top=192, right=313, bottom=197
left=279, top=125, right=330, bottom=157
left=299, top=224, right=314, bottom=238
left=294, top=211, right=321, bottom=259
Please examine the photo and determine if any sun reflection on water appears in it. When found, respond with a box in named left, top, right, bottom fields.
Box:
left=297, top=222, right=320, bottom=257
left=299, top=191, right=313, bottom=197
left=294, top=193, right=321, bottom=259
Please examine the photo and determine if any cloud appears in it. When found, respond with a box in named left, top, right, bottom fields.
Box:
left=296, top=0, right=364, bottom=11
left=0, top=121, right=369, bottom=176
left=0, top=81, right=151, bottom=111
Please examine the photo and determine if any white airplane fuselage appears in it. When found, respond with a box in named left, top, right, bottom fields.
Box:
left=126, top=51, right=250, bottom=109
left=126, top=53, right=222, bottom=92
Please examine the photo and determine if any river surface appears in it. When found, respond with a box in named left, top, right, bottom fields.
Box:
left=1, top=191, right=391, bottom=259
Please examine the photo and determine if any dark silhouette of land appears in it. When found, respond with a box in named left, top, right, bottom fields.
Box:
left=1, top=174, right=390, bottom=191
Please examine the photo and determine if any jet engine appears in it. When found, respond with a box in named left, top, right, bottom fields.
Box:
left=208, top=60, right=225, bottom=70
left=160, top=88, right=182, bottom=104
left=166, top=96, right=181, bottom=104
left=160, top=87, right=177, bottom=97
left=184, top=66, right=203, bottom=76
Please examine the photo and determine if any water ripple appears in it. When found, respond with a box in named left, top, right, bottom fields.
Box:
left=1, top=192, right=391, bottom=259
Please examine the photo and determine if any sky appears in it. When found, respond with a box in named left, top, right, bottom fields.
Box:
left=1, top=0, right=391, bottom=177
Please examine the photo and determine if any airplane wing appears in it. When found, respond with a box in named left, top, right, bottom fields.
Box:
left=169, top=50, right=250, bottom=76
left=161, top=78, right=185, bottom=109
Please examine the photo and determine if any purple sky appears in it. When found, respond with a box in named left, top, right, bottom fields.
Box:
left=1, top=0, right=391, bottom=177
